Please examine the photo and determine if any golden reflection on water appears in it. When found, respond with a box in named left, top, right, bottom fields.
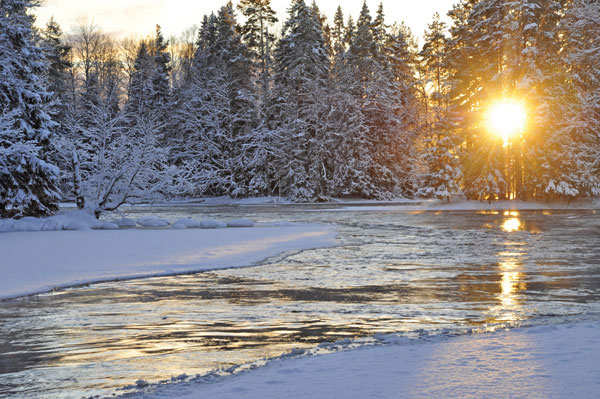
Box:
left=487, top=211, right=529, bottom=326
left=485, top=212, right=528, bottom=326
left=502, top=218, right=521, bottom=232
left=498, top=261, right=526, bottom=310
left=486, top=254, right=527, bottom=326
left=476, top=210, right=500, bottom=215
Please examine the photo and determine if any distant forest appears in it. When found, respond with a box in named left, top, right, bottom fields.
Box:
left=1, top=0, right=599, bottom=218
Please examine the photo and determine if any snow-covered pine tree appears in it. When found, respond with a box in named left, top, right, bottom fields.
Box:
left=346, top=2, right=417, bottom=197
left=41, top=17, right=71, bottom=108
left=122, top=27, right=172, bottom=152
left=214, top=2, right=258, bottom=197
left=175, top=3, right=257, bottom=197
left=451, top=0, right=510, bottom=200
left=555, top=0, right=600, bottom=197
left=447, top=0, right=581, bottom=201
left=327, top=8, right=373, bottom=197
left=417, top=13, right=462, bottom=201
left=345, top=2, right=388, bottom=196
left=167, top=26, right=198, bottom=90
left=237, top=124, right=284, bottom=197
left=150, top=25, right=171, bottom=115
left=444, top=0, right=478, bottom=198
left=237, top=0, right=277, bottom=100
left=468, top=137, right=508, bottom=202
left=267, top=0, right=330, bottom=200
left=383, top=23, right=420, bottom=194
left=504, top=0, right=571, bottom=200
left=171, top=14, right=220, bottom=196
left=372, top=3, right=387, bottom=54
left=40, top=17, right=73, bottom=195
left=0, top=0, right=60, bottom=218
left=125, top=41, right=154, bottom=118
left=331, top=6, right=346, bottom=56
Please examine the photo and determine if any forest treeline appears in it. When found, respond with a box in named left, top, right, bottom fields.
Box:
left=1, top=0, right=599, bottom=218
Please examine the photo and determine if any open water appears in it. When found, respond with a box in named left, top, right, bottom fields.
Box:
left=1, top=204, right=599, bottom=398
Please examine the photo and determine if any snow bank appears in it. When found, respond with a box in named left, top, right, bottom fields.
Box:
left=0, top=212, right=255, bottom=233
left=0, top=224, right=337, bottom=300
left=200, top=218, right=227, bottom=229
left=174, top=218, right=203, bottom=228
left=137, top=216, right=171, bottom=228
left=137, top=321, right=600, bottom=399
left=0, top=210, right=106, bottom=232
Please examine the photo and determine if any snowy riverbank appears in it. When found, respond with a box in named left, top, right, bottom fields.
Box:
left=0, top=222, right=337, bottom=300
left=133, top=320, right=600, bottom=399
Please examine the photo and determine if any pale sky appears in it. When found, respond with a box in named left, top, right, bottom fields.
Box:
left=35, top=0, right=455, bottom=44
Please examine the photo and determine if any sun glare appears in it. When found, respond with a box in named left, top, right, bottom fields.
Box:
left=486, top=100, right=527, bottom=146
left=502, top=218, right=522, bottom=232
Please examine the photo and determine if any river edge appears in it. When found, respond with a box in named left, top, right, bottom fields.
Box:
left=0, top=223, right=338, bottom=300
left=130, top=320, right=600, bottom=399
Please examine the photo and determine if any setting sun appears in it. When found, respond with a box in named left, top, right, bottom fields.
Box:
left=486, top=100, right=527, bottom=146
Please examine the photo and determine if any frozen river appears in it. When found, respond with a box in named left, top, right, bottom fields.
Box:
left=1, top=204, right=600, bottom=398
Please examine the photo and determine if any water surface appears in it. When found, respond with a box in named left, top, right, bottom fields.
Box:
left=1, top=205, right=599, bottom=398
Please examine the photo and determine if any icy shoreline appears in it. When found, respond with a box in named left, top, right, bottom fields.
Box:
left=132, top=320, right=600, bottom=399
left=0, top=223, right=337, bottom=300
left=108, top=197, right=600, bottom=211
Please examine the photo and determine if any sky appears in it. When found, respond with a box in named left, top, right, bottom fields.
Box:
left=34, top=0, right=456, bottom=44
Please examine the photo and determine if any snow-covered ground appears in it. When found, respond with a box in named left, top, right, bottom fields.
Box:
left=0, top=219, right=337, bottom=300
left=134, top=320, right=600, bottom=399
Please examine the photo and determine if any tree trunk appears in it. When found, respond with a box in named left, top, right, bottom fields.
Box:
left=72, top=150, right=85, bottom=209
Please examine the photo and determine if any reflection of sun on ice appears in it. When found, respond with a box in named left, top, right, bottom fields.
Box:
left=486, top=99, right=527, bottom=146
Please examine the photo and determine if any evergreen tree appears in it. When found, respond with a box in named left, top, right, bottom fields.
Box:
left=268, top=0, right=330, bottom=200
left=346, top=1, right=417, bottom=197
left=0, top=0, right=60, bottom=217
left=455, top=0, right=511, bottom=200
left=237, top=0, right=277, bottom=98
left=555, top=0, right=600, bottom=197
left=176, top=3, right=257, bottom=197
left=125, top=41, right=153, bottom=118
left=383, top=24, right=420, bottom=194
left=445, top=0, right=576, bottom=201
left=150, top=25, right=171, bottom=114
left=328, top=12, right=373, bottom=197
left=418, top=14, right=462, bottom=201
left=41, top=17, right=71, bottom=105
left=331, top=6, right=346, bottom=57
